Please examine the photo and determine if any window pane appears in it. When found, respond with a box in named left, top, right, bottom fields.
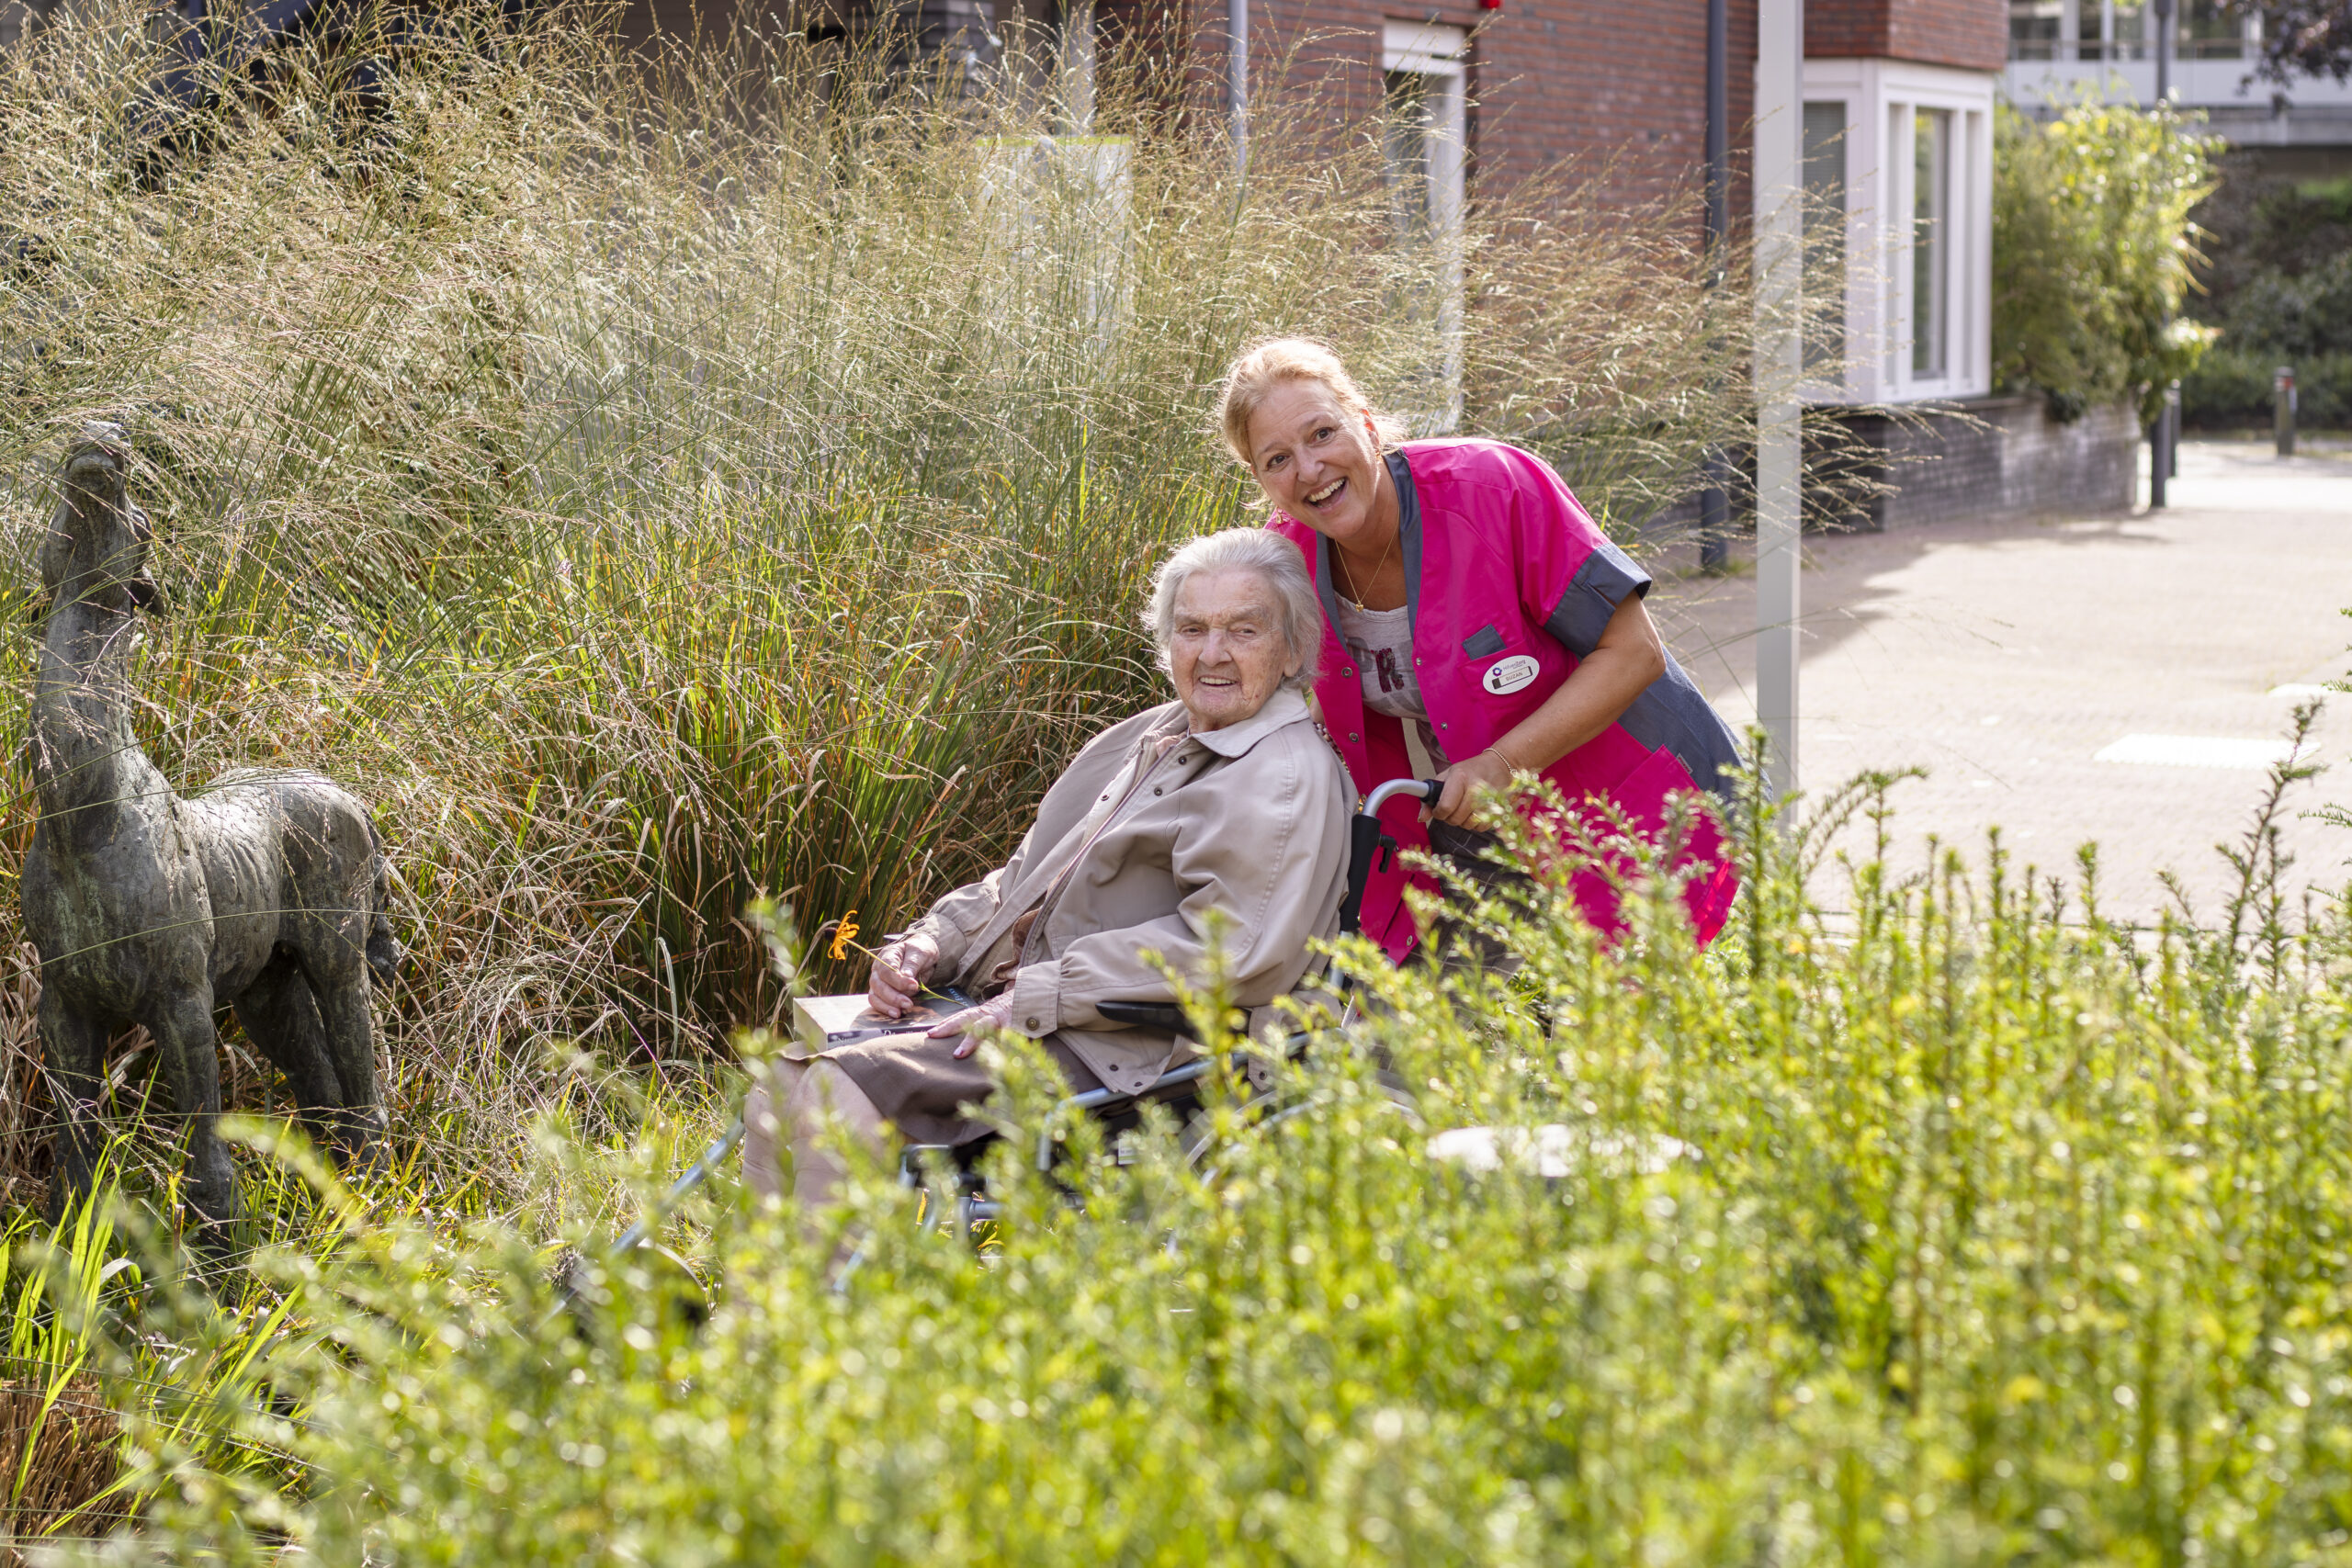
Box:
left=2181, top=0, right=2241, bottom=57
left=2109, top=0, right=2147, bottom=61
left=1803, top=101, right=1847, bottom=373
left=2009, top=0, right=2062, bottom=60
left=1912, top=108, right=1950, bottom=379
left=1383, top=70, right=1434, bottom=242
left=1380, top=64, right=1464, bottom=432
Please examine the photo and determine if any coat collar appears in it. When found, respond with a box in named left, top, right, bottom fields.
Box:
left=1176, top=686, right=1313, bottom=759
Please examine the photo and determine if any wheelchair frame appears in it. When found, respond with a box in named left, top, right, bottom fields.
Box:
left=895, top=775, right=1441, bottom=1240
left=599, top=776, right=1443, bottom=1264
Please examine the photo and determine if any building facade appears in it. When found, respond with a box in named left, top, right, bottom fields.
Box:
left=1802, top=1, right=2006, bottom=405
left=623, top=0, right=2047, bottom=519
left=2004, top=0, right=2352, bottom=158
left=1193, top=0, right=2006, bottom=412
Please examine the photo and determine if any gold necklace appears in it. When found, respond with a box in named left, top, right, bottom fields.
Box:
left=1334, top=524, right=1397, bottom=612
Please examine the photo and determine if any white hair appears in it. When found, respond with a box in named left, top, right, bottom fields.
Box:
left=1142, top=527, right=1323, bottom=691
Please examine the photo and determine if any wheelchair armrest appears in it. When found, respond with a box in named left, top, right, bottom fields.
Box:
left=1095, top=999, right=1191, bottom=1033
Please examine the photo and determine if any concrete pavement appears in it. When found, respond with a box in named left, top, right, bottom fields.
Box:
left=1652, top=438, right=2352, bottom=921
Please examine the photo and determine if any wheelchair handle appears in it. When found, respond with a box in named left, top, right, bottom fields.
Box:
left=1339, top=778, right=1443, bottom=937
left=1365, top=777, right=1444, bottom=817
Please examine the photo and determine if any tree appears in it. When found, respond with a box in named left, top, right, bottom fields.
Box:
left=2230, top=0, right=2352, bottom=88
left=1992, top=97, right=2221, bottom=423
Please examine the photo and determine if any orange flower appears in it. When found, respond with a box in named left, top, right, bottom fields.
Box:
left=829, top=910, right=860, bottom=963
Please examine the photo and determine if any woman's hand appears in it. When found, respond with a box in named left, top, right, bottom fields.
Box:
left=1429, top=746, right=1518, bottom=828
left=867, top=933, right=940, bottom=1020
left=926, top=994, right=1016, bottom=1059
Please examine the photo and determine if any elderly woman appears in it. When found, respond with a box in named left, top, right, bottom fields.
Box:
left=1219, top=338, right=1744, bottom=960
left=743, top=527, right=1353, bottom=1210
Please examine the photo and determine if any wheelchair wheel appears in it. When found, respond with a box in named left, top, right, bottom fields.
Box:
left=1182, top=1067, right=1421, bottom=1185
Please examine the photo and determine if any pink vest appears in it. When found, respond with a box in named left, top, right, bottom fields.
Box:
left=1269, top=439, right=1742, bottom=960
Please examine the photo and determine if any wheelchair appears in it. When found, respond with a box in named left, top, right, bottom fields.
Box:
left=599, top=776, right=1445, bottom=1264
left=894, top=775, right=1443, bottom=1243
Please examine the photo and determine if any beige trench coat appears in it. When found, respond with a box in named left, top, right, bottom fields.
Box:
left=905, top=688, right=1353, bottom=1098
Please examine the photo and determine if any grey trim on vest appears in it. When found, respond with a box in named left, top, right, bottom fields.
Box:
left=1461, top=624, right=1507, bottom=658
left=1543, top=532, right=1738, bottom=804
left=1543, top=538, right=1654, bottom=659
left=1614, top=652, right=1744, bottom=802
left=1314, top=451, right=1427, bottom=656
left=1325, top=450, right=1738, bottom=803
left=1312, top=533, right=1346, bottom=638
left=1389, top=450, right=1425, bottom=634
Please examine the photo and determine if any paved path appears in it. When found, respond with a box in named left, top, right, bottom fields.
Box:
left=1652, top=439, right=2352, bottom=921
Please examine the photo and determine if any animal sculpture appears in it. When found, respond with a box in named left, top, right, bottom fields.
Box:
left=25, top=431, right=400, bottom=1238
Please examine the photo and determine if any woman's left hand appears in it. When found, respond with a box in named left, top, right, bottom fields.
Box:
left=926, top=994, right=1017, bottom=1059
left=1429, top=747, right=1517, bottom=828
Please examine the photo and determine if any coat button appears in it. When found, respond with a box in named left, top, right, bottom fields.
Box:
left=1027, top=1017, right=1041, bottom=1030
left=1153, top=786, right=1162, bottom=795
left=1342, top=665, right=1355, bottom=676
left=1349, top=732, right=1361, bottom=742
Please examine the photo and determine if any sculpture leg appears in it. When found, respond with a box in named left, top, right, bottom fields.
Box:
left=232, top=955, right=345, bottom=1152
left=39, top=990, right=107, bottom=1223
left=150, top=989, right=241, bottom=1240
left=308, top=963, right=386, bottom=1173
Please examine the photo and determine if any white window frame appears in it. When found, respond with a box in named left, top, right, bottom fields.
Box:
left=1796, top=59, right=1995, bottom=405
left=1381, top=19, right=1468, bottom=432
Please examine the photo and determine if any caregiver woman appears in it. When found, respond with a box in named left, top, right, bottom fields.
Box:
left=1221, top=338, right=1744, bottom=957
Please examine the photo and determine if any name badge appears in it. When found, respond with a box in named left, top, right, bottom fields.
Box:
left=1482, top=654, right=1540, bottom=695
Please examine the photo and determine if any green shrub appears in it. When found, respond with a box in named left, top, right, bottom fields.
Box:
left=2222, top=250, right=2352, bottom=360
left=2183, top=344, right=2352, bottom=430
left=61, top=741, right=2352, bottom=1565
left=2184, top=174, right=2352, bottom=429
left=1993, top=98, right=2220, bottom=423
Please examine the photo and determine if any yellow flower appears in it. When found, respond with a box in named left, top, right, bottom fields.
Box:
left=829, top=910, right=860, bottom=963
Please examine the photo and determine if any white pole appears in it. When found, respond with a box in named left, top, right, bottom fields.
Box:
left=1754, top=0, right=1804, bottom=802
left=1065, top=0, right=1096, bottom=133
left=1228, top=0, right=1248, bottom=175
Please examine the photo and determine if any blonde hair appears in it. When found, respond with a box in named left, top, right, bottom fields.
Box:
left=1215, top=338, right=1408, bottom=468
left=1143, top=527, right=1322, bottom=691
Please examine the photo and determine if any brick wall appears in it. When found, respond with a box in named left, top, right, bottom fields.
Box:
left=1804, top=0, right=1886, bottom=57
left=1884, top=0, right=2006, bottom=72
left=1804, top=0, right=2006, bottom=70
left=1203, top=0, right=1758, bottom=247
left=1838, top=395, right=2139, bottom=529
left=1475, top=0, right=1758, bottom=215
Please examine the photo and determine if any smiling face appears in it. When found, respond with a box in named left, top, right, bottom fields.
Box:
left=1243, top=378, right=1392, bottom=554
left=1167, top=567, right=1300, bottom=732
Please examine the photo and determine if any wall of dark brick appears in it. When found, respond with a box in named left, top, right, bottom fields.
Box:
left=1805, top=0, right=2006, bottom=69
left=1886, top=0, right=2005, bottom=70
left=1193, top=0, right=1758, bottom=247
left=1805, top=0, right=1887, bottom=57
left=1838, top=395, right=2139, bottom=529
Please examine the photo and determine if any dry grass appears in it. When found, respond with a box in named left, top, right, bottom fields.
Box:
left=0, top=1377, right=122, bottom=1558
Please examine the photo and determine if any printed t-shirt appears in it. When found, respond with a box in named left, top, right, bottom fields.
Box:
left=1331, top=598, right=1451, bottom=780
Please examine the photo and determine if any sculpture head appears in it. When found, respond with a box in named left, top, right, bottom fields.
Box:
left=42, top=428, right=160, bottom=615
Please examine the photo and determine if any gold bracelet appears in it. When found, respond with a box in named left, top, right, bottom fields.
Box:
left=1481, top=743, right=1521, bottom=774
